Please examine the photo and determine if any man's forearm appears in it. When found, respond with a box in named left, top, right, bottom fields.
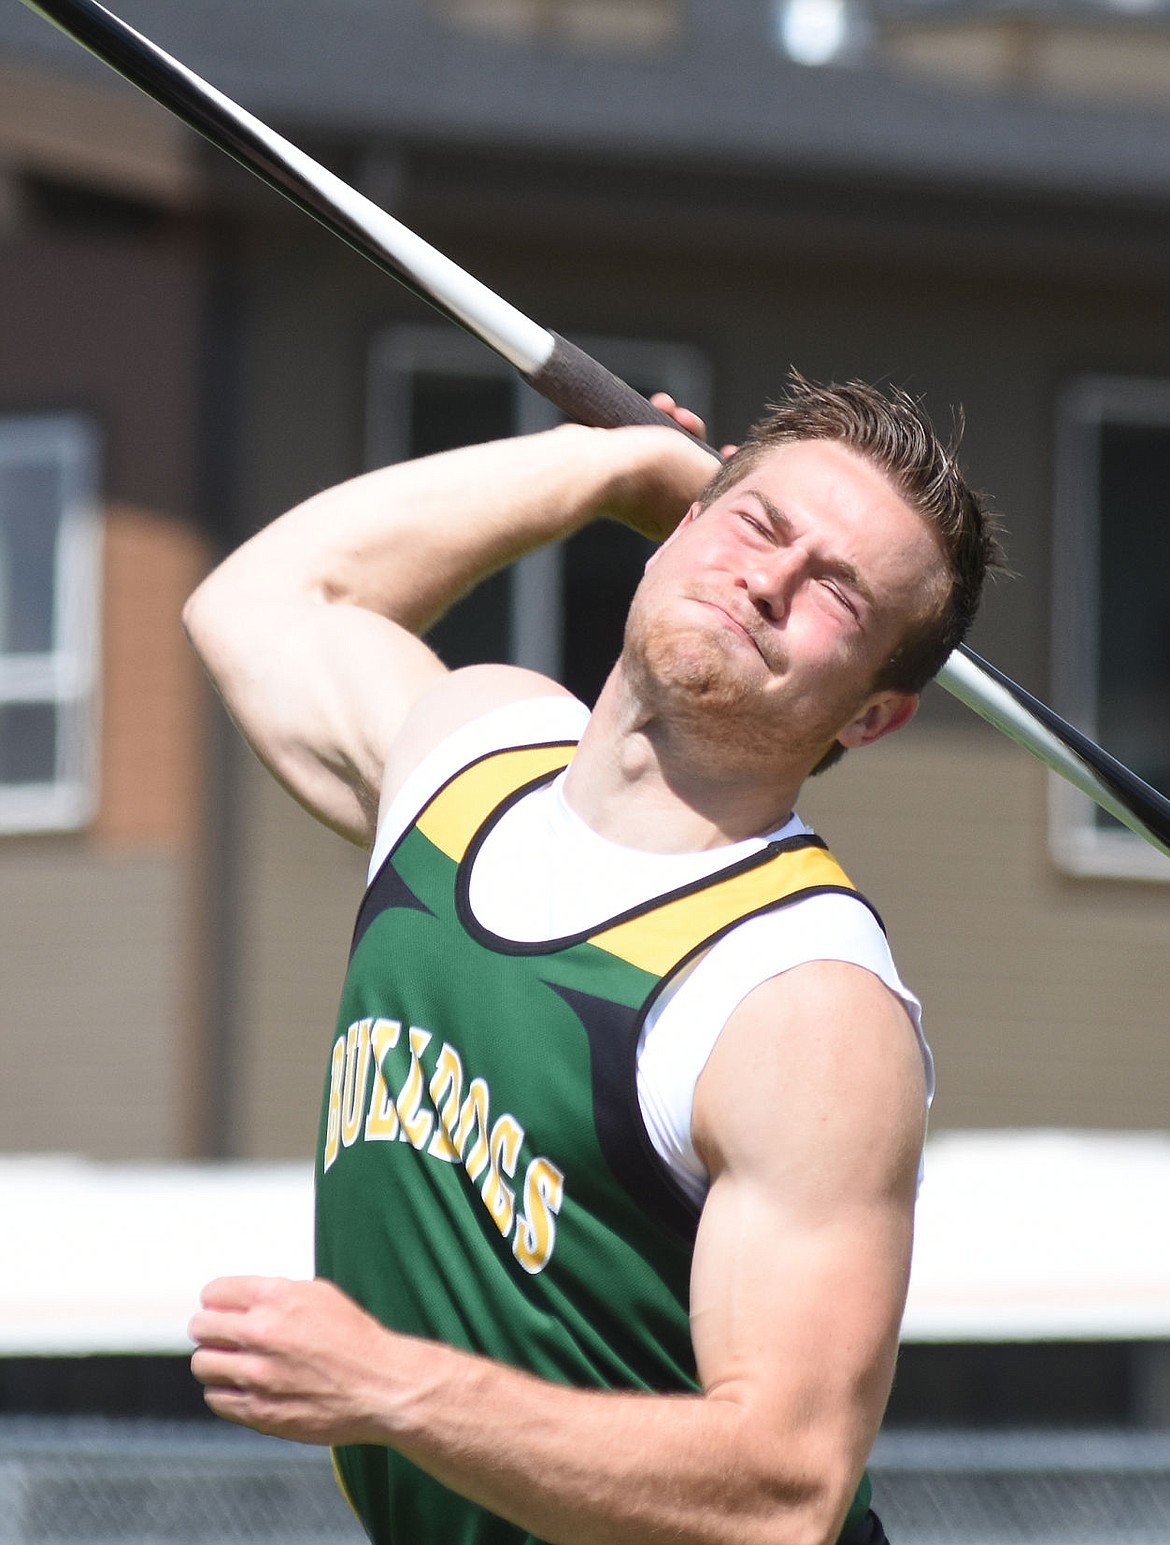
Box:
left=191, top=422, right=716, bottom=635
left=372, top=1330, right=856, bottom=1545
left=192, top=1279, right=863, bottom=1545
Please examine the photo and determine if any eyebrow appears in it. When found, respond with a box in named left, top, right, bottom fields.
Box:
left=744, top=489, right=878, bottom=613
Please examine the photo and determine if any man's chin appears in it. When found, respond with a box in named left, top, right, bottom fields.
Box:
left=642, top=635, right=751, bottom=704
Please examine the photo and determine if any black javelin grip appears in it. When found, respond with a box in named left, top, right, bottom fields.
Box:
left=531, top=334, right=704, bottom=435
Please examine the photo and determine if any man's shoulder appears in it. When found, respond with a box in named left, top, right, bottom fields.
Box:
left=370, top=672, right=589, bottom=876
left=694, top=958, right=929, bottom=1183
left=382, top=666, right=579, bottom=799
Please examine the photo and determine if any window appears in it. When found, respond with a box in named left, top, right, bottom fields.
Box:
left=367, top=326, right=709, bottom=705
left=0, top=415, right=102, bottom=833
left=1051, top=378, right=1170, bottom=880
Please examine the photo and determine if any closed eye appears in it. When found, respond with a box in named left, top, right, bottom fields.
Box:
left=738, top=510, right=772, bottom=540
left=820, top=577, right=860, bottom=619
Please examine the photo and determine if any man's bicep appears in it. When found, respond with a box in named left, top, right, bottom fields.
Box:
left=185, top=576, right=450, bottom=843
left=689, top=963, right=926, bottom=1525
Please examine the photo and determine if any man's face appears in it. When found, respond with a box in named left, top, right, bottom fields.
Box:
left=621, top=438, right=947, bottom=769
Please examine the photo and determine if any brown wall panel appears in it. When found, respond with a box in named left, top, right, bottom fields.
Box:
left=0, top=236, right=210, bottom=1159
left=0, top=236, right=204, bottom=516
left=95, top=502, right=212, bottom=853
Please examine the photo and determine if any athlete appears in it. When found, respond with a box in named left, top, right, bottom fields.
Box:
left=185, top=375, right=999, bottom=1545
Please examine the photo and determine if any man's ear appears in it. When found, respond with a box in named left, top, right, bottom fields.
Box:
left=836, top=690, right=919, bottom=751
left=645, top=502, right=703, bottom=567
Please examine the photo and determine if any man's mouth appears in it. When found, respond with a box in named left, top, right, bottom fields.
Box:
left=692, top=596, right=768, bottom=659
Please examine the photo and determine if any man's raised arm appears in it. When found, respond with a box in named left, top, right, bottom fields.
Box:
left=183, top=418, right=718, bottom=846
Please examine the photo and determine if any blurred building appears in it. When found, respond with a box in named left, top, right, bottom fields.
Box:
left=0, top=0, right=1168, bottom=1169
left=2, top=9, right=1170, bottom=1539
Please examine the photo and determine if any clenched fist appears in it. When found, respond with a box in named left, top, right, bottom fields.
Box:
left=189, top=1275, right=401, bottom=1445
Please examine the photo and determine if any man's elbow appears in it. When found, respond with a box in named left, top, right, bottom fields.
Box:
left=182, top=546, right=272, bottom=653
left=181, top=568, right=254, bottom=688
left=765, top=1485, right=860, bottom=1545
left=180, top=580, right=203, bottom=639
left=181, top=577, right=220, bottom=669
left=737, top=1440, right=867, bottom=1545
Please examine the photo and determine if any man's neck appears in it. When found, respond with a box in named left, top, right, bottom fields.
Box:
left=561, top=671, right=807, bottom=855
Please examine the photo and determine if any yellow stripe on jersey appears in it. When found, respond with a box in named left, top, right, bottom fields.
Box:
left=589, top=844, right=855, bottom=977
left=414, top=741, right=856, bottom=979
left=329, top=1450, right=363, bottom=1526
left=416, top=743, right=575, bottom=860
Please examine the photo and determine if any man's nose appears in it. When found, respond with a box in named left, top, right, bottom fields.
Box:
left=741, top=547, right=805, bottom=621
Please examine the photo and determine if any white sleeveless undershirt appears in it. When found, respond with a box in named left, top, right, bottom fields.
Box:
left=371, top=697, right=931, bottom=1207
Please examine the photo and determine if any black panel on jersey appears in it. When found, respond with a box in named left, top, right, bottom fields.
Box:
left=546, top=980, right=700, bottom=1246
left=350, top=858, right=434, bottom=958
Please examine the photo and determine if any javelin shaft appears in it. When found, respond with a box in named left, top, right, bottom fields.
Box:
left=19, top=0, right=1170, bottom=857
left=940, top=649, right=1170, bottom=855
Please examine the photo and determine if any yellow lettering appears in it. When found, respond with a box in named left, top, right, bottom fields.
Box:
left=340, top=1019, right=372, bottom=1149
left=396, top=1026, right=434, bottom=1150
left=481, top=1114, right=523, bottom=1237
left=364, top=1018, right=402, bottom=1141
left=453, top=1077, right=491, bottom=1182
left=512, top=1156, right=565, bottom=1275
left=322, top=1035, right=346, bottom=1172
left=426, top=1042, right=463, bottom=1162
left=323, top=1018, right=564, bottom=1269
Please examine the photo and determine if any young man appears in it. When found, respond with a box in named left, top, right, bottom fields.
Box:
left=186, top=376, right=999, bottom=1545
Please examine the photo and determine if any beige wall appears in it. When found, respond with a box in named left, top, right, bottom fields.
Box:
left=799, top=726, right=1170, bottom=1133
left=234, top=756, right=367, bottom=1160
left=0, top=847, right=186, bottom=1157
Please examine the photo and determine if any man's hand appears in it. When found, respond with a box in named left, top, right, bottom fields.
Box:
left=189, top=1276, right=397, bottom=1445
left=647, top=393, right=738, bottom=462
left=594, top=395, right=726, bottom=542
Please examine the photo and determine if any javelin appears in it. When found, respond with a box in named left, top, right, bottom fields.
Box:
left=18, top=0, right=1170, bottom=858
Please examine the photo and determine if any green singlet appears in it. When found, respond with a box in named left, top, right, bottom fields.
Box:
left=315, top=739, right=875, bottom=1544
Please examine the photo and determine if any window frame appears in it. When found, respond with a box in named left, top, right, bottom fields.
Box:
left=1050, top=375, right=1170, bottom=882
left=0, top=413, right=102, bottom=834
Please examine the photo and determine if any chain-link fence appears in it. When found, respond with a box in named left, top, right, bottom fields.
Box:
left=1, top=1418, right=1169, bottom=1543
left=0, top=1420, right=364, bottom=1545
left=871, top=1429, right=1170, bottom=1545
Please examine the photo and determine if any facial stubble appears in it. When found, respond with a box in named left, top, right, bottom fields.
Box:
left=619, top=587, right=858, bottom=776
